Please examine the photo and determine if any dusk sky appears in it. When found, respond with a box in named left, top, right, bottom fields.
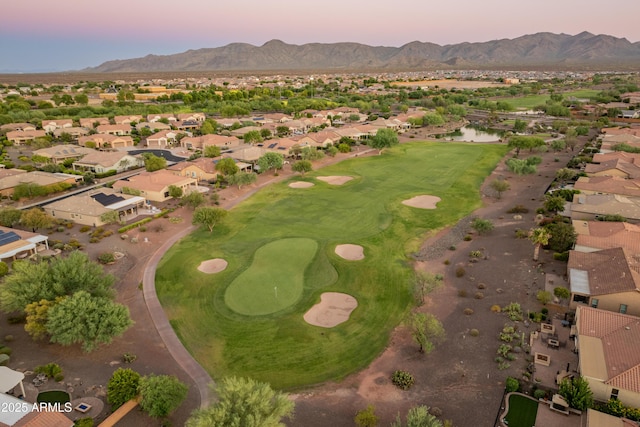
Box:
left=2, top=0, right=639, bottom=72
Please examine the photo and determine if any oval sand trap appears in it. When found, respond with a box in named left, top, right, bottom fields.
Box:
left=289, top=181, right=315, bottom=188
left=335, top=244, right=364, bottom=261
left=402, top=195, right=441, bottom=209
left=197, top=258, right=228, bottom=274
left=317, top=176, right=353, bottom=185
left=304, top=292, right=358, bottom=328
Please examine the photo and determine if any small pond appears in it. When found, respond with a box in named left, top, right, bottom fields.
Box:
left=442, top=125, right=503, bottom=142
left=37, top=390, right=71, bottom=405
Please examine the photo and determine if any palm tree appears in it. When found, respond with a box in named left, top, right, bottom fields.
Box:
left=529, top=227, right=552, bottom=262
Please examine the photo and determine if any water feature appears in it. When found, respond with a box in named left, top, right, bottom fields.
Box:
left=443, top=125, right=503, bottom=142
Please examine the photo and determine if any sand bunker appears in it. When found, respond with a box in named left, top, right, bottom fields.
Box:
left=197, top=258, right=228, bottom=274
left=317, top=176, right=353, bottom=185
left=335, top=244, right=364, bottom=261
left=402, top=195, right=441, bottom=209
left=303, top=292, right=358, bottom=328
left=288, top=181, right=315, bottom=188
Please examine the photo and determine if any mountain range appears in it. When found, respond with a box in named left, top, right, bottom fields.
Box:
left=88, top=32, right=640, bottom=73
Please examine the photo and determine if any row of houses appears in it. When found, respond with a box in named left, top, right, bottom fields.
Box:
left=558, top=124, right=640, bottom=411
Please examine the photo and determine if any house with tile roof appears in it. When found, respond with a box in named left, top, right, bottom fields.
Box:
left=113, top=115, right=143, bottom=125
left=5, top=130, right=47, bottom=145
left=567, top=193, right=640, bottom=223
left=568, top=247, right=640, bottom=316
left=167, top=157, right=219, bottom=182
left=0, top=226, right=49, bottom=261
left=96, top=124, right=132, bottom=136
left=0, top=123, right=36, bottom=132
left=41, top=119, right=73, bottom=132
left=575, top=305, right=640, bottom=407
left=77, top=134, right=134, bottom=149
left=146, top=130, right=181, bottom=148
left=112, top=170, right=198, bottom=202
left=33, top=144, right=94, bottom=164
left=52, top=126, right=89, bottom=140
left=72, top=151, right=143, bottom=174
left=0, top=171, right=80, bottom=198
left=179, top=134, right=241, bottom=150
left=78, top=117, right=110, bottom=128
left=573, top=220, right=640, bottom=254
left=574, top=176, right=640, bottom=199
left=44, top=188, right=146, bottom=226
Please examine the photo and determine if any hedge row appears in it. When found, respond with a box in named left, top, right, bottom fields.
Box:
left=118, top=217, right=153, bottom=233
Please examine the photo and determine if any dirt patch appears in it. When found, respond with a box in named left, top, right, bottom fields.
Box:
left=335, top=244, right=364, bottom=261
left=197, top=258, right=228, bottom=274
left=288, top=181, right=315, bottom=188
left=303, top=292, right=358, bottom=328
left=402, top=195, right=441, bottom=209
left=316, top=176, right=353, bottom=185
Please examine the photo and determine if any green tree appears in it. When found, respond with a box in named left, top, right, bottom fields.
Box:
left=0, top=251, right=115, bottom=313
left=107, top=368, right=141, bottom=410
left=182, top=191, right=205, bottom=209
left=0, top=207, right=22, bottom=227
left=422, top=113, right=445, bottom=126
left=556, top=168, right=576, bottom=187
left=558, top=376, right=593, bottom=411
left=545, top=221, right=576, bottom=253
left=291, top=160, right=312, bottom=176
left=507, top=136, right=545, bottom=157
left=505, top=158, right=537, bottom=175
left=554, top=287, right=570, bottom=301
left=73, top=93, right=89, bottom=105
left=392, top=406, right=443, bottom=427
left=544, top=195, right=566, bottom=214
left=20, top=208, right=53, bottom=232
left=47, top=291, right=132, bottom=352
left=369, top=128, right=399, bottom=154
left=186, top=376, right=294, bottom=427
left=143, top=153, right=167, bottom=172
left=257, top=152, right=284, bottom=175
left=139, top=374, right=188, bottom=418
left=489, top=179, right=510, bottom=199
left=300, top=146, right=324, bottom=161
left=354, top=404, right=378, bottom=427
left=513, top=118, right=527, bottom=133
left=260, top=128, right=272, bottom=139
left=409, top=312, right=444, bottom=354
left=471, top=218, right=494, bottom=235
left=25, top=298, right=59, bottom=340
left=168, top=185, right=183, bottom=199
left=536, top=290, right=552, bottom=305
left=215, top=158, right=239, bottom=176
left=204, top=145, right=221, bottom=158
left=100, top=210, right=121, bottom=225
left=192, top=207, right=227, bottom=232
left=200, top=120, right=216, bottom=135
left=226, top=171, right=257, bottom=189
left=550, top=139, right=566, bottom=152
left=243, top=130, right=263, bottom=144
left=276, top=125, right=290, bottom=137
left=529, top=227, right=552, bottom=262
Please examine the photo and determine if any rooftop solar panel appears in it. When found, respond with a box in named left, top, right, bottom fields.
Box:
left=268, top=143, right=277, bottom=148
left=0, top=230, right=21, bottom=247
left=92, top=193, right=125, bottom=206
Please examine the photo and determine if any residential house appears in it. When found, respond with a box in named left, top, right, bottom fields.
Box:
left=216, top=118, right=242, bottom=128
left=78, top=134, right=134, bottom=149
left=137, top=121, right=172, bottom=133
left=264, top=137, right=299, bottom=157
left=573, top=176, right=640, bottom=199
left=0, top=226, right=49, bottom=261
left=0, top=123, right=36, bottom=132
left=175, top=120, right=201, bottom=131
left=52, top=126, right=89, bottom=140
left=5, top=130, right=47, bottom=145
left=585, top=157, right=640, bottom=179
left=96, top=124, right=132, bottom=136
left=573, top=220, right=640, bottom=254
left=231, top=146, right=267, bottom=164
left=568, top=247, right=640, bottom=316
left=41, top=119, right=73, bottom=132
left=585, top=408, right=637, bottom=427
left=180, top=134, right=241, bottom=150
left=147, top=113, right=176, bottom=123
left=166, top=156, right=253, bottom=182
left=176, top=112, right=206, bottom=122
left=113, top=115, right=143, bottom=125
left=601, top=126, right=640, bottom=137
left=230, top=126, right=262, bottom=138
left=0, top=171, right=79, bottom=198
left=44, top=189, right=146, bottom=226
left=567, top=193, right=640, bottom=223
left=295, top=129, right=341, bottom=148
left=601, top=135, right=640, bottom=153
left=33, top=144, right=94, bottom=164
left=146, top=130, right=180, bottom=148
left=112, top=170, right=198, bottom=202
left=72, top=151, right=143, bottom=174
left=79, top=117, right=110, bottom=128
left=575, top=306, right=640, bottom=408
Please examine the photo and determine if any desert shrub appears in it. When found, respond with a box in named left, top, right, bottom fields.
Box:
left=507, top=205, right=529, bottom=214
left=458, top=289, right=467, bottom=297
left=541, top=307, right=549, bottom=315
left=89, top=237, right=100, bottom=244
left=0, top=261, right=8, bottom=277
left=503, top=302, right=523, bottom=321
left=107, top=368, right=141, bottom=410
left=463, top=308, right=474, bottom=315
left=455, top=267, right=465, bottom=277
left=7, top=314, right=26, bottom=324
left=469, top=329, right=480, bottom=337
left=553, top=252, right=569, bottom=261
left=474, top=292, right=484, bottom=299
left=122, top=352, right=137, bottom=363
left=443, top=259, right=450, bottom=265
left=477, top=283, right=486, bottom=290
left=463, top=235, right=472, bottom=241
left=0, top=346, right=12, bottom=356
left=139, top=226, right=147, bottom=232
left=505, top=377, right=520, bottom=393
left=391, top=370, right=415, bottom=390
left=514, top=228, right=529, bottom=239
left=102, top=230, right=114, bottom=238
left=537, top=290, right=552, bottom=305
left=449, top=245, right=456, bottom=251
left=490, top=305, right=501, bottom=313
left=4, top=335, right=13, bottom=342
left=168, top=217, right=183, bottom=224
left=68, top=239, right=83, bottom=249
left=74, top=417, right=94, bottom=427
left=98, top=252, right=115, bottom=264
left=497, top=344, right=512, bottom=357
left=469, top=250, right=483, bottom=258
left=34, top=363, right=63, bottom=381
left=498, top=361, right=511, bottom=370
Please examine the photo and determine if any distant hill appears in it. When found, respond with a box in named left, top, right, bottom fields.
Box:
left=87, top=32, right=640, bottom=72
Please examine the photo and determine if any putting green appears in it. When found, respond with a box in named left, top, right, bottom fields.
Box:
left=225, top=238, right=318, bottom=315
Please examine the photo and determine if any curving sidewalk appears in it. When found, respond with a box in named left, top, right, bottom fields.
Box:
left=142, top=224, right=214, bottom=408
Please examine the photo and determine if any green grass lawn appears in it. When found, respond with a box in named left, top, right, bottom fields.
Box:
left=156, top=142, right=509, bottom=389
left=504, top=394, right=538, bottom=427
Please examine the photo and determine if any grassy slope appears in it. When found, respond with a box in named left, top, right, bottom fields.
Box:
left=504, top=394, right=538, bottom=427
left=156, top=142, right=509, bottom=389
